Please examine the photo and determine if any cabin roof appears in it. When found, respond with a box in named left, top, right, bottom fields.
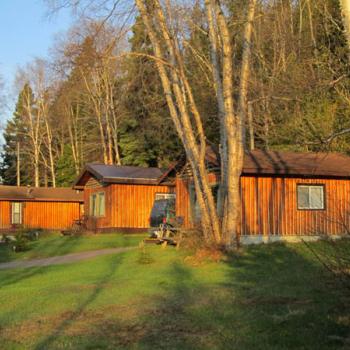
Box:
left=75, top=149, right=350, bottom=188
left=177, top=147, right=350, bottom=179
left=74, top=163, right=166, bottom=187
left=243, top=150, right=350, bottom=178
left=0, top=186, right=84, bottom=202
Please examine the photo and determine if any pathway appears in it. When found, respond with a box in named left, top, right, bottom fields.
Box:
left=0, top=247, right=136, bottom=270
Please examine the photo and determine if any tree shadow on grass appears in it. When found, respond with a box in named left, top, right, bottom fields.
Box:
left=118, top=243, right=350, bottom=349
left=6, top=242, right=349, bottom=350
left=214, top=243, right=350, bottom=349
left=33, top=253, right=125, bottom=350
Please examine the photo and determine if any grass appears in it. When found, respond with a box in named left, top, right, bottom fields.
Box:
left=0, top=238, right=349, bottom=349
left=0, top=232, right=146, bottom=263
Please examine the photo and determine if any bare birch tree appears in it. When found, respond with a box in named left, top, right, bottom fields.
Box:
left=31, top=60, right=57, bottom=187
left=132, top=0, right=257, bottom=246
left=16, top=79, right=42, bottom=187
left=340, top=0, right=350, bottom=56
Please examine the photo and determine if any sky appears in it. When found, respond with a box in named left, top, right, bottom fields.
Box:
left=0, top=0, right=74, bottom=119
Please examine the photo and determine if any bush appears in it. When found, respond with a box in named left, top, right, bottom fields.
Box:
left=10, top=228, right=42, bottom=252
left=13, top=234, right=30, bottom=252
left=16, top=228, right=41, bottom=241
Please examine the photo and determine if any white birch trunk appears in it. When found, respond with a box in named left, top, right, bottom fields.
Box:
left=340, top=0, right=350, bottom=58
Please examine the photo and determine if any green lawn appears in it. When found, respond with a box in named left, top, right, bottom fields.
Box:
left=0, top=232, right=145, bottom=263
left=0, top=237, right=349, bottom=349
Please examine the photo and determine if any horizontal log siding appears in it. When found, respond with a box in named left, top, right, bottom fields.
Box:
left=0, top=200, right=81, bottom=230
left=84, top=183, right=174, bottom=229
left=177, top=176, right=350, bottom=236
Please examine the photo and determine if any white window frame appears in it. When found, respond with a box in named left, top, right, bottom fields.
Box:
left=11, top=202, right=23, bottom=224
left=297, top=185, right=325, bottom=210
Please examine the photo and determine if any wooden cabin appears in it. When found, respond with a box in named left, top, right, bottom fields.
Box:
left=74, top=150, right=350, bottom=241
left=0, top=186, right=83, bottom=231
left=74, top=164, right=175, bottom=231
left=175, top=149, right=350, bottom=241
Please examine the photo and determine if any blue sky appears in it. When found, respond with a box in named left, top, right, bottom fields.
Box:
left=0, top=0, right=73, bottom=118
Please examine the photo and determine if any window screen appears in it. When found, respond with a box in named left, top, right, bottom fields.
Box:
left=11, top=202, right=23, bottom=224
left=297, top=185, right=324, bottom=210
left=155, top=193, right=176, bottom=200
left=90, top=192, right=105, bottom=217
left=98, top=192, right=105, bottom=216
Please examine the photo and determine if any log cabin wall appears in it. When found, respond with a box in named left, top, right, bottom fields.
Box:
left=84, top=183, right=175, bottom=230
left=177, top=176, right=350, bottom=236
left=0, top=200, right=82, bottom=230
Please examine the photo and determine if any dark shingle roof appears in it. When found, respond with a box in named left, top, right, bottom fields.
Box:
left=0, top=186, right=83, bottom=202
left=243, top=150, right=350, bottom=177
left=75, top=163, right=165, bottom=186
left=89, top=164, right=163, bottom=180
left=201, top=147, right=350, bottom=178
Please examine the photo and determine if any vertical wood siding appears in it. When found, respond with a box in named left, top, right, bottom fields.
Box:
left=176, top=178, right=192, bottom=228
left=0, top=201, right=11, bottom=228
left=177, top=176, right=350, bottom=236
left=0, top=201, right=81, bottom=230
left=85, top=183, right=174, bottom=229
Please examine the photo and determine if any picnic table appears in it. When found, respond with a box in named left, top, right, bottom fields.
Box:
left=145, top=216, right=184, bottom=247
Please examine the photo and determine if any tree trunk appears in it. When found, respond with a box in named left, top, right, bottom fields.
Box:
left=238, top=0, right=257, bottom=151
left=247, top=102, right=255, bottom=151
left=44, top=116, right=56, bottom=187
left=340, top=0, right=350, bottom=59
left=215, top=0, right=244, bottom=246
left=135, top=0, right=222, bottom=243
left=16, top=142, right=20, bottom=186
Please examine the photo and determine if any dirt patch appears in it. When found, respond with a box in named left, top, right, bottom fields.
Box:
left=184, top=248, right=224, bottom=266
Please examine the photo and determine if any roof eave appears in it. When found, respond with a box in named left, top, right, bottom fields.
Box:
left=72, top=165, right=104, bottom=188
left=103, top=177, right=162, bottom=185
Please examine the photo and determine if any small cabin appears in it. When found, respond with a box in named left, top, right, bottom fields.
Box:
left=73, top=164, right=175, bottom=231
left=0, top=186, right=83, bottom=231
left=176, top=149, right=350, bottom=242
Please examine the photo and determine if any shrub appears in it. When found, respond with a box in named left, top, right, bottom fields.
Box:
left=16, top=228, right=41, bottom=241
left=13, top=234, right=30, bottom=252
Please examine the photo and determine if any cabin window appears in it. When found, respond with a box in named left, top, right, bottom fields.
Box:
left=90, top=192, right=105, bottom=217
left=11, top=202, right=23, bottom=224
left=155, top=193, right=176, bottom=200
left=297, top=185, right=325, bottom=210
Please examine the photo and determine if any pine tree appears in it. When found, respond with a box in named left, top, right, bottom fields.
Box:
left=0, top=84, right=33, bottom=185
left=120, top=16, right=182, bottom=167
left=55, top=145, right=78, bottom=186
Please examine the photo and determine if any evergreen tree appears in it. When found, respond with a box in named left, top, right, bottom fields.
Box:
left=0, top=84, right=33, bottom=185
left=55, top=145, right=77, bottom=186
left=120, top=16, right=182, bottom=167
